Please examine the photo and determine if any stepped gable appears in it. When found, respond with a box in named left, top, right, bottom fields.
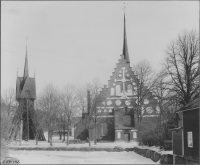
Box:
left=97, top=18, right=158, bottom=117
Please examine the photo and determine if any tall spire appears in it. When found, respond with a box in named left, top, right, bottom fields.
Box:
left=23, top=36, right=29, bottom=78
left=122, top=9, right=130, bottom=63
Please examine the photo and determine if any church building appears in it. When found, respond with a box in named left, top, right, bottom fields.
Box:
left=75, top=13, right=159, bottom=142
left=9, top=46, right=38, bottom=140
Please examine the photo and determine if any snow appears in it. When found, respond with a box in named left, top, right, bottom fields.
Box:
left=9, top=150, right=159, bottom=164
left=7, top=135, right=171, bottom=164
left=7, top=138, right=159, bottom=164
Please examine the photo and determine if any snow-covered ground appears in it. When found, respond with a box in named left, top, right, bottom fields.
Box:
left=9, top=150, right=159, bottom=164
left=7, top=134, right=170, bottom=164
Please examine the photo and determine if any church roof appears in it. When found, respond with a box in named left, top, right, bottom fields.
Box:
left=16, top=46, right=36, bottom=100
left=16, top=77, right=36, bottom=99
left=23, top=46, right=29, bottom=78
left=123, top=13, right=130, bottom=63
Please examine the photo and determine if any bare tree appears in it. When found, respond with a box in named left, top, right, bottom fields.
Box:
left=152, top=70, right=171, bottom=118
left=165, top=30, right=199, bottom=106
left=59, top=84, right=79, bottom=146
left=1, top=88, right=18, bottom=161
left=150, top=70, right=178, bottom=146
left=86, top=78, right=107, bottom=145
left=2, top=88, right=17, bottom=119
left=31, top=102, right=46, bottom=145
left=1, top=97, right=11, bottom=161
left=37, top=84, right=59, bottom=146
left=77, top=88, right=87, bottom=114
left=132, top=60, right=156, bottom=123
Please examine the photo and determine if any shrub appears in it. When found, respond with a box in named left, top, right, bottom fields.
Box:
left=113, top=146, right=124, bottom=152
left=1, top=111, right=11, bottom=163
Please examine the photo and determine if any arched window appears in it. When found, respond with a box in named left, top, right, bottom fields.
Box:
left=116, top=85, right=121, bottom=96
left=127, top=84, right=132, bottom=95
left=111, top=88, right=115, bottom=96
left=117, top=132, right=121, bottom=139
left=123, top=115, right=131, bottom=126
left=133, top=132, right=137, bottom=138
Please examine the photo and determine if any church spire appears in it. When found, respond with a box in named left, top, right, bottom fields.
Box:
left=122, top=11, right=130, bottom=63
left=23, top=36, right=29, bottom=78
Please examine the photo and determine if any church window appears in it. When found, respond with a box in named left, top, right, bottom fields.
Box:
left=116, top=85, right=121, bottom=96
left=123, top=115, right=131, bottom=126
left=133, top=132, right=137, bottom=138
left=111, top=88, right=115, bottom=96
left=127, top=84, right=132, bottom=95
left=117, top=132, right=121, bottom=139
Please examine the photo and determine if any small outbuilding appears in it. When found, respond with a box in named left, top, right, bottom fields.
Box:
left=171, top=98, right=199, bottom=164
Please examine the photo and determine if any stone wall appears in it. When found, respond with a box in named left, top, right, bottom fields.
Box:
left=133, top=147, right=199, bottom=164
left=174, top=155, right=199, bottom=164
left=133, top=147, right=172, bottom=164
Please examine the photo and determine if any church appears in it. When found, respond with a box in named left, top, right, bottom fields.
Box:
left=74, top=13, right=159, bottom=142
left=9, top=45, right=45, bottom=141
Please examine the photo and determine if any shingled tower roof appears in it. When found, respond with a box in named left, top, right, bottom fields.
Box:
left=23, top=46, right=29, bottom=78
left=16, top=46, right=36, bottom=100
left=122, top=13, right=130, bottom=63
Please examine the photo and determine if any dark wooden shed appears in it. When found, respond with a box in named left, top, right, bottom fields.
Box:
left=172, top=98, right=199, bottom=162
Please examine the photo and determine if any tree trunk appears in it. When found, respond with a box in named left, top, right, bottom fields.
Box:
left=66, top=124, right=69, bottom=146
left=48, top=129, right=50, bottom=143
left=88, top=129, right=91, bottom=147
left=59, top=130, right=62, bottom=140
left=94, top=123, right=97, bottom=145
left=50, top=129, right=53, bottom=146
left=36, top=133, right=38, bottom=145
left=63, top=125, right=65, bottom=142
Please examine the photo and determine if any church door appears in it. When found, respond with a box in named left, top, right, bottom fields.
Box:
left=124, top=133, right=130, bottom=142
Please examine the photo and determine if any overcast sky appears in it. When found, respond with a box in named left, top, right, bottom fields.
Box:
left=1, top=1, right=199, bottom=95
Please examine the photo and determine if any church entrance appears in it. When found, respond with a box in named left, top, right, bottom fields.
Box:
left=124, top=133, right=130, bottom=142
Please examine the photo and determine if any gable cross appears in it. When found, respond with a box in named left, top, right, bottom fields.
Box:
left=115, top=67, right=130, bottom=93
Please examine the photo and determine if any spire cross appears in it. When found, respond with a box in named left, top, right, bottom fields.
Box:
left=122, top=2, right=128, bottom=12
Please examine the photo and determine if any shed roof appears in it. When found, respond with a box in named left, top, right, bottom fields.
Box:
left=176, top=98, right=199, bottom=112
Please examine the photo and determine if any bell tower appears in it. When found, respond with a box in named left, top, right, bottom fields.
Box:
left=9, top=40, right=39, bottom=141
